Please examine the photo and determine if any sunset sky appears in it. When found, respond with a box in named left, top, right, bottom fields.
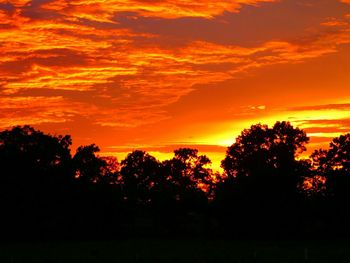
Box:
left=1, top=0, right=350, bottom=170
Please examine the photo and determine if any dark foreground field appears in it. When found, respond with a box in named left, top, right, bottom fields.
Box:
left=1, top=239, right=350, bottom=263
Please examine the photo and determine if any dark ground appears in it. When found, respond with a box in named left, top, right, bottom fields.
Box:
left=1, top=239, right=350, bottom=263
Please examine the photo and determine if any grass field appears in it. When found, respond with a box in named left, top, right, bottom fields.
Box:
left=1, top=239, right=350, bottom=263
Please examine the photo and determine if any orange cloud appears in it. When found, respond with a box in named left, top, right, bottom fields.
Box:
left=1, top=0, right=350, bottom=171
left=1, top=10, right=350, bottom=128
left=0, top=96, right=81, bottom=127
left=289, top=103, right=350, bottom=111
left=40, top=0, right=277, bottom=21
left=0, top=0, right=30, bottom=7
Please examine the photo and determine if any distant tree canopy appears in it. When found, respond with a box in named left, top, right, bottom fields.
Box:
left=119, top=148, right=213, bottom=208
left=0, top=126, right=214, bottom=206
left=2, top=123, right=350, bottom=239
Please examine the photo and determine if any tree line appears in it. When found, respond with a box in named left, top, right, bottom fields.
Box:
left=0, top=121, right=350, bottom=240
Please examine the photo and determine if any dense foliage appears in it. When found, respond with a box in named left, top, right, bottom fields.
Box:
left=0, top=122, right=349, bottom=240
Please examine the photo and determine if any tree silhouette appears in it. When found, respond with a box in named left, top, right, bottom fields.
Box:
left=73, top=144, right=116, bottom=184
left=216, top=122, right=309, bottom=236
left=308, top=134, right=350, bottom=236
left=162, top=148, right=213, bottom=205
left=4, top=123, right=350, bottom=239
left=0, top=125, right=73, bottom=181
left=311, top=133, right=350, bottom=198
left=120, top=150, right=162, bottom=205
left=100, top=156, right=120, bottom=185
left=222, top=122, right=309, bottom=180
left=0, top=126, right=75, bottom=239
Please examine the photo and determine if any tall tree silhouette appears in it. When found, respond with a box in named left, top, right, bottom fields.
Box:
left=216, top=122, right=309, bottom=236
left=120, top=150, right=162, bottom=205
left=162, top=148, right=213, bottom=205
left=0, top=126, right=74, bottom=238
left=309, top=133, right=350, bottom=236
left=73, top=144, right=117, bottom=184
left=71, top=145, right=123, bottom=237
left=311, top=133, right=350, bottom=198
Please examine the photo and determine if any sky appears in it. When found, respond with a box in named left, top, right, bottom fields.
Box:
left=1, top=0, right=350, bottom=170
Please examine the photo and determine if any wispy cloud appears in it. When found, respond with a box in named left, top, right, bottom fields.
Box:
left=1, top=19, right=350, bottom=127
left=289, top=103, right=350, bottom=111
left=39, top=0, right=277, bottom=21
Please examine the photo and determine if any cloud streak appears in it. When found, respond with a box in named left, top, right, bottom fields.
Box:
left=39, top=0, right=277, bottom=21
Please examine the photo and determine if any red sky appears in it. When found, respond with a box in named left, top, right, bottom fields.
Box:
left=1, top=0, right=350, bottom=170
